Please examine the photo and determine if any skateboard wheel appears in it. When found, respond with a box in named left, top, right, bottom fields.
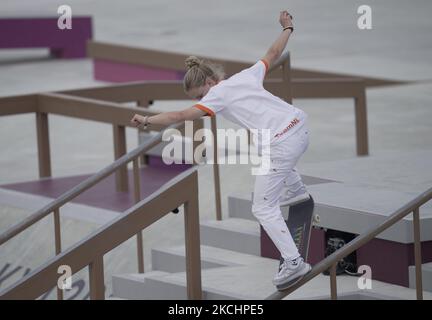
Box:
left=313, top=214, right=320, bottom=224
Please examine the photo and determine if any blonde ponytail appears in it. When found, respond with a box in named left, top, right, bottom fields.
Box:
left=183, top=56, right=225, bottom=92
left=185, top=56, right=202, bottom=70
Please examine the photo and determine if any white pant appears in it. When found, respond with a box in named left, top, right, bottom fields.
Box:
left=251, top=122, right=309, bottom=261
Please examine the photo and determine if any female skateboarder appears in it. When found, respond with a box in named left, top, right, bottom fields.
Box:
left=131, top=11, right=311, bottom=288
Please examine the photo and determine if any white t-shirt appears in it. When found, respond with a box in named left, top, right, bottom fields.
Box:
left=193, top=59, right=307, bottom=146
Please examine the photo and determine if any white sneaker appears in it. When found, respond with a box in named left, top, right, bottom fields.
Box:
left=279, top=184, right=310, bottom=207
left=272, top=257, right=311, bottom=289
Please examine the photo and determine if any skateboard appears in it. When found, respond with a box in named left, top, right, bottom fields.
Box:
left=276, top=195, right=319, bottom=290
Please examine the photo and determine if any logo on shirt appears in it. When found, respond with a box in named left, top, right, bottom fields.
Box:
left=274, top=118, right=300, bottom=139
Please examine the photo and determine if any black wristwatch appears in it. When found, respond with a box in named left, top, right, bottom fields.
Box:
left=283, top=26, right=294, bottom=33
left=138, top=116, right=149, bottom=129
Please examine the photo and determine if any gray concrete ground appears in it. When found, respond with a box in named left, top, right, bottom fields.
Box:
left=0, top=0, right=431, bottom=299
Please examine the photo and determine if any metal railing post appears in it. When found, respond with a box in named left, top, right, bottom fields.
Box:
left=210, top=117, right=222, bottom=221
left=282, top=55, right=293, bottom=104
left=53, top=207, right=63, bottom=300
left=354, top=89, right=369, bottom=156
left=330, top=263, right=338, bottom=300
left=113, top=124, right=128, bottom=192
left=89, top=256, right=105, bottom=300
left=137, top=99, right=150, bottom=166
left=184, top=172, right=202, bottom=299
left=133, top=158, right=144, bottom=273
left=413, top=207, right=423, bottom=300
left=36, top=112, right=52, bottom=178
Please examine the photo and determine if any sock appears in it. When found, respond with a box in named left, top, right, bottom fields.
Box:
left=285, top=254, right=301, bottom=264
left=291, top=257, right=300, bottom=265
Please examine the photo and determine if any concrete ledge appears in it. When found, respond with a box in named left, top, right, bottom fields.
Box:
left=229, top=182, right=432, bottom=244
left=0, top=17, right=92, bottom=58
left=228, top=175, right=337, bottom=222
left=309, top=182, right=432, bottom=243
left=200, top=218, right=261, bottom=256
left=409, top=262, right=432, bottom=293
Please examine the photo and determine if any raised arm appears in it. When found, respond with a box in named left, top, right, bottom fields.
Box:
left=130, top=106, right=206, bottom=129
left=262, top=11, right=294, bottom=69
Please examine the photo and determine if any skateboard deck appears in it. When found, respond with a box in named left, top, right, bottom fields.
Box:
left=277, top=195, right=318, bottom=290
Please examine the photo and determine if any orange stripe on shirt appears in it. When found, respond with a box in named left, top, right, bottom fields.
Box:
left=194, top=104, right=215, bottom=117
left=260, top=59, right=269, bottom=73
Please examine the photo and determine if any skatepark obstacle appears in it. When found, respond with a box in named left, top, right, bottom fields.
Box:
left=0, top=17, right=92, bottom=58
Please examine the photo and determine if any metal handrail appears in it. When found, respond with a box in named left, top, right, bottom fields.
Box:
left=266, top=186, right=432, bottom=300
left=0, top=121, right=184, bottom=247
left=0, top=166, right=202, bottom=300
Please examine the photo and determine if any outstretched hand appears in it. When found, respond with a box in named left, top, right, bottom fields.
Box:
left=279, top=10, right=293, bottom=28
left=130, top=114, right=146, bottom=128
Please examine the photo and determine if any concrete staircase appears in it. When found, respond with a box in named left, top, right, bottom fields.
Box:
left=199, top=218, right=261, bottom=256
left=111, top=195, right=432, bottom=300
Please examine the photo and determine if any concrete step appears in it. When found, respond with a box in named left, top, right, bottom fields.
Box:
left=409, top=262, right=432, bottom=293
left=228, top=195, right=254, bottom=221
left=142, top=270, right=255, bottom=300
left=151, top=244, right=273, bottom=273
left=111, top=267, right=255, bottom=300
left=112, top=271, right=173, bottom=299
left=200, top=218, right=261, bottom=256
left=112, top=257, right=432, bottom=300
